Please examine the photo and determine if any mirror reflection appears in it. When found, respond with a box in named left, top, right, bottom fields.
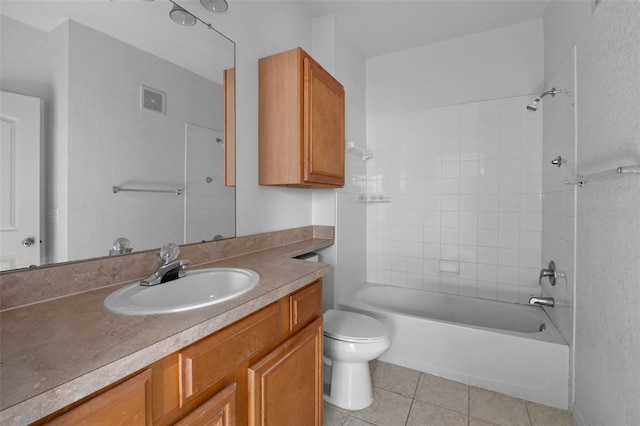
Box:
left=0, top=1, right=236, bottom=272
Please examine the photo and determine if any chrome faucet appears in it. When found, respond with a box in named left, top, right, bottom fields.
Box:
left=529, top=296, right=555, bottom=308
left=140, top=243, right=190, bottom=286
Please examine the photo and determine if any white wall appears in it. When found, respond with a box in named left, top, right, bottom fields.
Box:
left=0, top=15, right=67, bottom=263
left=312, top=15, right=368, bottom=309
left=0, top=15, right=53, bottom=98
left=544, top=1, right=640, bottom=425
left=208, top=3, right=314, bottom=236
left=66, top=20, right=221, bottom=260
left=367, top=19, right=544, bottom=114
left=210, top=6, right=368, bottom=311
left=1, top=17, right=228, bottom=262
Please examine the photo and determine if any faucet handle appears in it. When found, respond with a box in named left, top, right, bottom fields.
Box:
left=539, top=260, right=556, bottom=286
left=159, top=243, right=180, bottom=265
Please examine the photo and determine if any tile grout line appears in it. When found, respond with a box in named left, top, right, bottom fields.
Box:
left=524, top=400, right=534, bottom=426
left=403, top=372, right=423, bottom=426
left=467, top=385, right=471, bottom=426
left=404, top=397, right=416, bottom=426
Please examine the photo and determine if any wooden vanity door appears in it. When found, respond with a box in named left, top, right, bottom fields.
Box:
left=175, top=383, right=236, bottom=426
left=247, top=317, right=323, bottom=426
left=303, top=56, right=345, bottom=187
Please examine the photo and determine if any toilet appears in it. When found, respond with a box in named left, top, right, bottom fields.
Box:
left=323, top=309, right=391, bottom=410
left=294, top=252, right=391, bottom=410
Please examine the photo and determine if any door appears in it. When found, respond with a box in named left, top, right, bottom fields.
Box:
left=0, top=91, right=43, bottom=271
left=303, top=56, right=345, bottom=187
left=248, top=317, right=323, bottom=426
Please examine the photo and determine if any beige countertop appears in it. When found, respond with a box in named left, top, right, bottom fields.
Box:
left=0, top=235, right=332, bottom=425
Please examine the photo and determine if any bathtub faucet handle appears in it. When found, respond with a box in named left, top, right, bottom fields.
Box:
left=539, top=261, right=556, bottom=286
left=529, top=296, right=555, bottom=308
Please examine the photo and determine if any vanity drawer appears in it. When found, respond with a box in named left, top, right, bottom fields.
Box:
left=178, top=301, right=284, bottom=407
left=47, top=369, right=152, bottom=425
left=289, top=280, right=322, bottom=332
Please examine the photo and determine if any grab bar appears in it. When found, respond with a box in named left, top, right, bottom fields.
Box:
left=564, top=164, right=640, bottom=187
left=112, top=186, right=183, bottom=195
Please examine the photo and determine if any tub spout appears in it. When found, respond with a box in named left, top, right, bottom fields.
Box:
left=529, top=296, right=555, bottom=308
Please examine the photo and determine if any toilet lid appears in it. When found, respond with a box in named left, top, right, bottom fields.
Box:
left=323, top=310, right=390, bottom=343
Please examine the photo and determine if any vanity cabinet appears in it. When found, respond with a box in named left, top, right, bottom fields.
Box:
left=37, top=280, right=323, bottom=426
left=258, top=47, right=345, bottom=188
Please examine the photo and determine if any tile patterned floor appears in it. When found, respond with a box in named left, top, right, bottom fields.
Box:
left=323, top=361, right=575, bottom=426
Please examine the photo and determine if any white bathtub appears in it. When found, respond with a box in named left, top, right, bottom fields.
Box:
left=340, top=284, right=569, bottom=409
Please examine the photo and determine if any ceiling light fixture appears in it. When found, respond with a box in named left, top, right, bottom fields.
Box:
left=200, top=0, right=229, bottom=13
left=169, top=4, right=196, bottom=26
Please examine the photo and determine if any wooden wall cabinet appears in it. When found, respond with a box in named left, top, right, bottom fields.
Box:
left=259, top=47, right=345, bottom=188
left=223, top=67, right=235, bottom=187
left=39, top=280, right=323, bottom=426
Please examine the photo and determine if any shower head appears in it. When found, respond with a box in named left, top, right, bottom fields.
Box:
left=525, top=87, right=570, bottom=111
left=526, top=97, right=542, bottom=111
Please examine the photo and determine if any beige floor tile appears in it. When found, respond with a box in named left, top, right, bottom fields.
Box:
left=406, top=399, right=468, bottom=426
left=343, top=416, right=378, bottom=426
left=526, top=401, right=575, bottom=426
left=470, top=417, right=501, bottom=426
left=414, top=373, right=469, bottom=415
left=324, top=402, right=349, bottom=426
left=470, top=387, right=531, bottom=426
left=369, top=359, right=380, bottom=374
left=371, top=361, right=421, bottom=397
left=350, top=387, right=413, bottom=426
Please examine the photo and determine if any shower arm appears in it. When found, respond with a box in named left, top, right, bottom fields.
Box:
left=540, top=88, right=570, bottom=99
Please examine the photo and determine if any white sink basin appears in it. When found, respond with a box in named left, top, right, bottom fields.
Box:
left=104, top=267, right=259, bottom=315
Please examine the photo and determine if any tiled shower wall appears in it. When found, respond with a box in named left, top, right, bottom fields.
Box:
left=366, top=95, right=544, bottom=304
left=185, top=126, right=236, bottom=244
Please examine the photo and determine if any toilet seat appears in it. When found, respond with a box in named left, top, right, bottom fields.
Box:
left=323, top=309, right=389, bottom=343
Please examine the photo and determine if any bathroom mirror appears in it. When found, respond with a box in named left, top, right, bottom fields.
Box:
left=0, top=1, right=236, bottom=271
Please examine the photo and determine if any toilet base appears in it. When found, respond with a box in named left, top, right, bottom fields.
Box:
left=323, top=360, right=373, bottom=410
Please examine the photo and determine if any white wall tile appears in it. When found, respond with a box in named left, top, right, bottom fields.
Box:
left=478, top=281, right=498, bottom=300
left=366, top=95, right=542, bottom=303
left=460, top=212, right=479, bottom=229
left=478, top=229, right=499, bottom=247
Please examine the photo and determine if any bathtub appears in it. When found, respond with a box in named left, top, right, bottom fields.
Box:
left=340, top=284, right=569, bottom=409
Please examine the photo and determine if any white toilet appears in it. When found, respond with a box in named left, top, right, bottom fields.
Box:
left=323, top=309, right=391, bottom=410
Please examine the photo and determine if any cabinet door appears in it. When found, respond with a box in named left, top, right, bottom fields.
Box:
left=46, top=369, right=152, bottom=425
left=175, top=383, right=236, bottom=426
left=247, top=317, right=323, bottom=426
left=303, top=56, right=345, bottom=187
